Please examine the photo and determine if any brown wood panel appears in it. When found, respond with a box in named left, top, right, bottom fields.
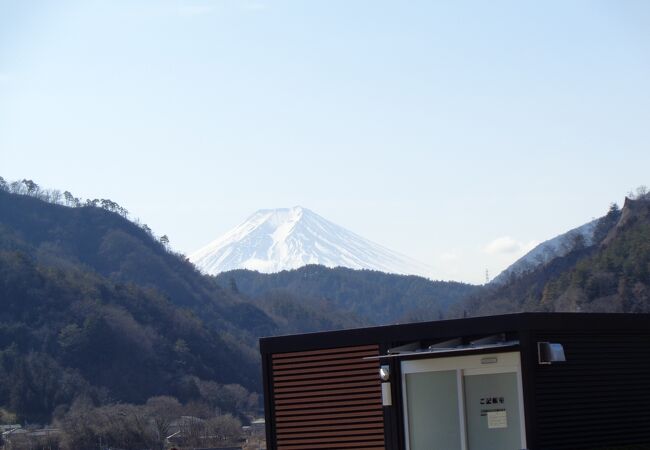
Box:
left=278, top=429, right=385, bottom=439
left=273, top=370, right=379, bottom=383
left=275, top=410, right=383, bottom=423
left=278, top=434, right=385, bottom=445
left=272, top=344, right=379, bottom=360
left=275, top=397, right=381, bottom=412
left=273, top=357, right=380, bottom=370
left=273, top=379, right=380, bottom=394
left=275, top=391, right=380, bottom=404
left=273, top=361, right=378, bottom=376
left=270, top=344, right=385, bottom=450
left=275, top=403, right=381, bottom=417
left=278, top=435, right=387, bottom=445
left=275, top=415, right=384, bottom=428
left=277, top=422, right=384, bottom=434
left=272, top=351, right=379, bottom=368
left=273, top=373, right=378, bottom=388
left=278, top=443, right=385, bottom=450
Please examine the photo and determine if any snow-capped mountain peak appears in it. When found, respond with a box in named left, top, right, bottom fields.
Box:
left=189, top=207, right=432, bottom=278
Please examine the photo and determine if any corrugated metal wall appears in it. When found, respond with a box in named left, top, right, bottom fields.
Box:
left=270, top=344, right=385, bottom=450
left=533, top=331, right=650, bottom=450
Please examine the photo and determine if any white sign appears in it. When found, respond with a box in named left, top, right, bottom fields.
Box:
left=487, top=410, right=508, bottom=429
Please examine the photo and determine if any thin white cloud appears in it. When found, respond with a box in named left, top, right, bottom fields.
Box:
left=0, top=73, right=12, bottom=83
left=483, top=236, right=538, bottom=255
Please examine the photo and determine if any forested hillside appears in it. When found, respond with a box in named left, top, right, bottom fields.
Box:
left=0, top=178, right=474, bottom=426
left=0, top=186, right=270, bottom=425
left=458, top=195, right=650, bottom=317
left=218, top=266, right=478, bottom=327
left=0, top=251, right=258, bottom=420
left=0, top=183, right=278, bottom=347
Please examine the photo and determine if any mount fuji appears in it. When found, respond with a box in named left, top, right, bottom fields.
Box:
left=189, top=206, right=432, bottom=278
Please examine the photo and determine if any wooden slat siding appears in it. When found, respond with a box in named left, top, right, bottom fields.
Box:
left=274, top=374, right=379, bottom=388
left=275, top=385, right=379, bottom=399
left=274, top=380, right=380, bottom=394
left=275, top=392, right=381, bottom=405
left=273, top=349, right=379, bottom=366
left=275, top=410, right=383, bottom=424
left=272, top=344, right=379, bottom=359
left=533, top=331, right=650, bottom=450
left=271, top=344, right=385, bottom=450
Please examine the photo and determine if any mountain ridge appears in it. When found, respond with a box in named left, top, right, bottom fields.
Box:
left=217, top=265, right=478, bottom=326
left=492, top=218, right=600, bottom=285
left=457, top=197, right=648, bottom=317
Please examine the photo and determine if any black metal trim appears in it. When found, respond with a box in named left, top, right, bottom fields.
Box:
left=366, top=342, right=520, bottom=361
left=391, top=356, right=406, bottom=450
left=518, top=329, right=538, bottom=450
left=260, top=352, right=276, bottom=450
left=260, top=313, right=650, bottom=355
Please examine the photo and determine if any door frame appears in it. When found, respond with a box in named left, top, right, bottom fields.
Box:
left=401, top=351, right=527, bottom=450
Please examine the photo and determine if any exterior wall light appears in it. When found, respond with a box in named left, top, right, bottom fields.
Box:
left=379, top=365, right=392, bottom=406
left=538, top=342, right=566, bottom=365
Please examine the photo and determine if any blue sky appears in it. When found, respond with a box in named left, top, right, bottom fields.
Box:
left=1, top=0, right=649, bottom=283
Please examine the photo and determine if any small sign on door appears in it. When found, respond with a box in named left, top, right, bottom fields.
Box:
left=487, top=410, right=508, bottom=429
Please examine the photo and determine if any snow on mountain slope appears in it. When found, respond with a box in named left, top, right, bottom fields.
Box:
left=189, top=206, right=432, bottom=278
left=491, top=218, right=600, bottom=285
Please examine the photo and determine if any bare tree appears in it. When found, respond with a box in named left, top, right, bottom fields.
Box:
left=207, top=414, right=242, bottom=443
left=635, top=185, right=649, bottom=200
left=629, top=185, right=649, bottom=200
left=9, top=180, right=22, bottom=194
left=21, top=179, right=39, bottom=196
left=100, top=198, right=115, bottom=211
left=145, top=396, right=183, bottom=449
left=178, top=415, right=206, bottom=447
left=48, top=189, right=63, bottom=204
left=63, top=191, right=75, bottom=206
left=117, top=205, right=129, bottom=217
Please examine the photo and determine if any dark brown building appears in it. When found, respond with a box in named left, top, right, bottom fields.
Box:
left=259, top=312, right=650, bottom=450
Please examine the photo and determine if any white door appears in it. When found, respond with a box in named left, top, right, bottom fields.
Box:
left=401, top=352, right=527, bottom=450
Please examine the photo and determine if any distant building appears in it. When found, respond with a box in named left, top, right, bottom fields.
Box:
left=249, top=418, right=265, bottom=437
left=260, top=312, right=650, bottom=450
left=1, top=426, right=59, bottom=449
